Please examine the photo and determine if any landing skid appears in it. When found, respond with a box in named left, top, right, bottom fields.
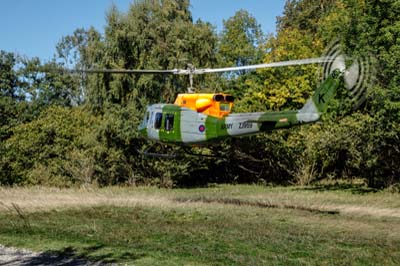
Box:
left=136, top=145, right=178, bottom=159
left=182, top=147, right=219, bottom=158
left=141, top=150, right=178, bottom=159
left=136, top=145, right=219, bottom=159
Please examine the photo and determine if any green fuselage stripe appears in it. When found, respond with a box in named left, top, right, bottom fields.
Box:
left=205, top=116, right=228, bottom=140
left=159, top=105, right=182, bottom=143
left=257, top=110, right=299, bottom=131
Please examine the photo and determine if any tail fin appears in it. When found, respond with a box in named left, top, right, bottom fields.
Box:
left=297, top=73, right=340, bottom=123
left=241, top=72, right=341, bottom=130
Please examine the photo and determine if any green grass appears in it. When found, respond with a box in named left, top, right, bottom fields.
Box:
left=0, top=185, right=399, bottom=265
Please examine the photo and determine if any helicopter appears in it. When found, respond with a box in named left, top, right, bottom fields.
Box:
left=137, top=69, right=337, bottom=145
left=75, top=42, right=372, bottom=157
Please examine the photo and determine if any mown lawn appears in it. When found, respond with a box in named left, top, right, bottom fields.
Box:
left=0, top=185, right=399, bottom=265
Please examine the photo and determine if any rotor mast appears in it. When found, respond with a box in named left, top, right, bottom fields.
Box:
left=186, top=63, right=195, bottom=93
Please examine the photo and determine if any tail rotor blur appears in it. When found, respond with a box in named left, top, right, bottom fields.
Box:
left=320, top=41, right=374, bottom=108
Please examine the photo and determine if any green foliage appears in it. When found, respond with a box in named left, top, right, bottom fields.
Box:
left=20, top=58, right=82, bottom=107
left=62, top=0, right=219, bottom=109
left=277, top=0, right=340, bottom=33
left=219, top=9, right=264, bottom=67
left=0, top=51, right=20, bottom=99
left=3, top=106, right=97, bottom=186
left=83, top=102, right=143, bottom=186
left=1, top=0, right=400, bottom=188
left=251, top=28, right=323, bottom=111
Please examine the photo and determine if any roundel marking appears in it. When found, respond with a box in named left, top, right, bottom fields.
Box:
left=198, top=124, right=206, bottom=133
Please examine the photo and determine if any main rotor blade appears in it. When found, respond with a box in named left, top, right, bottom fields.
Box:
left=57, top=57, right=333, bottom=75
left=192, top=57, right=334, bottom=74
left=69, top=69, right=180, bottom=74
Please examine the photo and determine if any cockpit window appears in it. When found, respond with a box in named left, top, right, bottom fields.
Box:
left=225, top=95, right=235, bottom=102
left=220, top=103, right=230, bottom=111
left=213, top=94, right=224, bottom=101
left=165, top=114, right=174, bottom=131
left=154, top=113, right=163, bottom=129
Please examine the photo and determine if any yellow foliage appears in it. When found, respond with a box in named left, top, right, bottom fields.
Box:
left=251, top=28, right=324, bottom=110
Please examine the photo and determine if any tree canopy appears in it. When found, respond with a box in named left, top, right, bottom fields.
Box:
left=1, top=0, right=399, bottom=189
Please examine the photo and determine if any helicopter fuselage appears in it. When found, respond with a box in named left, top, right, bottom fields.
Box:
left=138, top=102, right=318, bottom=145
left=138, top=74, right=340, bottom=145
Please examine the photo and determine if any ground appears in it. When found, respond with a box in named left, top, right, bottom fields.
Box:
left=0, top=184, right=399, bottom=265
left=0, top=244, right=105, bottom=265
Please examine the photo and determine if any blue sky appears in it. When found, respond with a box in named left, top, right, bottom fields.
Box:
left=1, top=0, right=286, bottom=61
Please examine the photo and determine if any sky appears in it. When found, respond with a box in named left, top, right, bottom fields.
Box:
left=1, top=0, right=286, bottom=61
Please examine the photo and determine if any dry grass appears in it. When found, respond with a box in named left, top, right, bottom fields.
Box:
left=0, top=186, right=173, bottom=213
left=0, top=185, right=399, bottom=219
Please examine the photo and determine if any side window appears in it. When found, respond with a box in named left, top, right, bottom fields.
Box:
left=165, top=114, right=174, bottom=131
left=154, top=113, right=162, bottom=129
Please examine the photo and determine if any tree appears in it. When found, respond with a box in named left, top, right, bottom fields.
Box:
left=219, top=9, right=264, bottom=68
left=339, top=0, right=400, bottom=187
left=2, top=0, right=400, bottom=188
left=56, top=0, right=218, bottom=111
left=277, top=0, right=339, bottom=33
left=4, top=106, right=98, bottom=186
left=43, top=0, right=222, bottom=186
left=18, top=58, right=82, bottom=108
left=0, top=51, right=21, bottom=100
left=246, top=28, right=323, bottom=111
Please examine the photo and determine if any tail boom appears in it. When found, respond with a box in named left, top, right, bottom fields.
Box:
left=226, top=73, right=341, bottom=136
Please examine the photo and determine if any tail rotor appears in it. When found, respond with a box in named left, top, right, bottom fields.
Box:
left=320, top=41, right=374, bottom=108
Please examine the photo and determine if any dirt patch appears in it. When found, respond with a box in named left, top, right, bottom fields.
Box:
left=175, top=196, right=340, bottom=215
left=175, top=196, right=400, bottom=218
left=330, top=205, right=400, bottom=218
left=0, top=245, right=106, bottom=266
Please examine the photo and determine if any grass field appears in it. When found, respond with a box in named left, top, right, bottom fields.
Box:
left=0, top=184, right=399, bottom=265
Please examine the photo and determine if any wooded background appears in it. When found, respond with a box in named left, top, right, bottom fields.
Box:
left=1, top=0, right=399, bottom=189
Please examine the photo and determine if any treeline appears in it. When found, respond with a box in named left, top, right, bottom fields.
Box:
left=1, top=0, right=399, bottom=189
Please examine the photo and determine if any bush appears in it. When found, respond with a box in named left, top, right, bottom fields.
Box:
left=3, top=106, right=97, bottom=186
